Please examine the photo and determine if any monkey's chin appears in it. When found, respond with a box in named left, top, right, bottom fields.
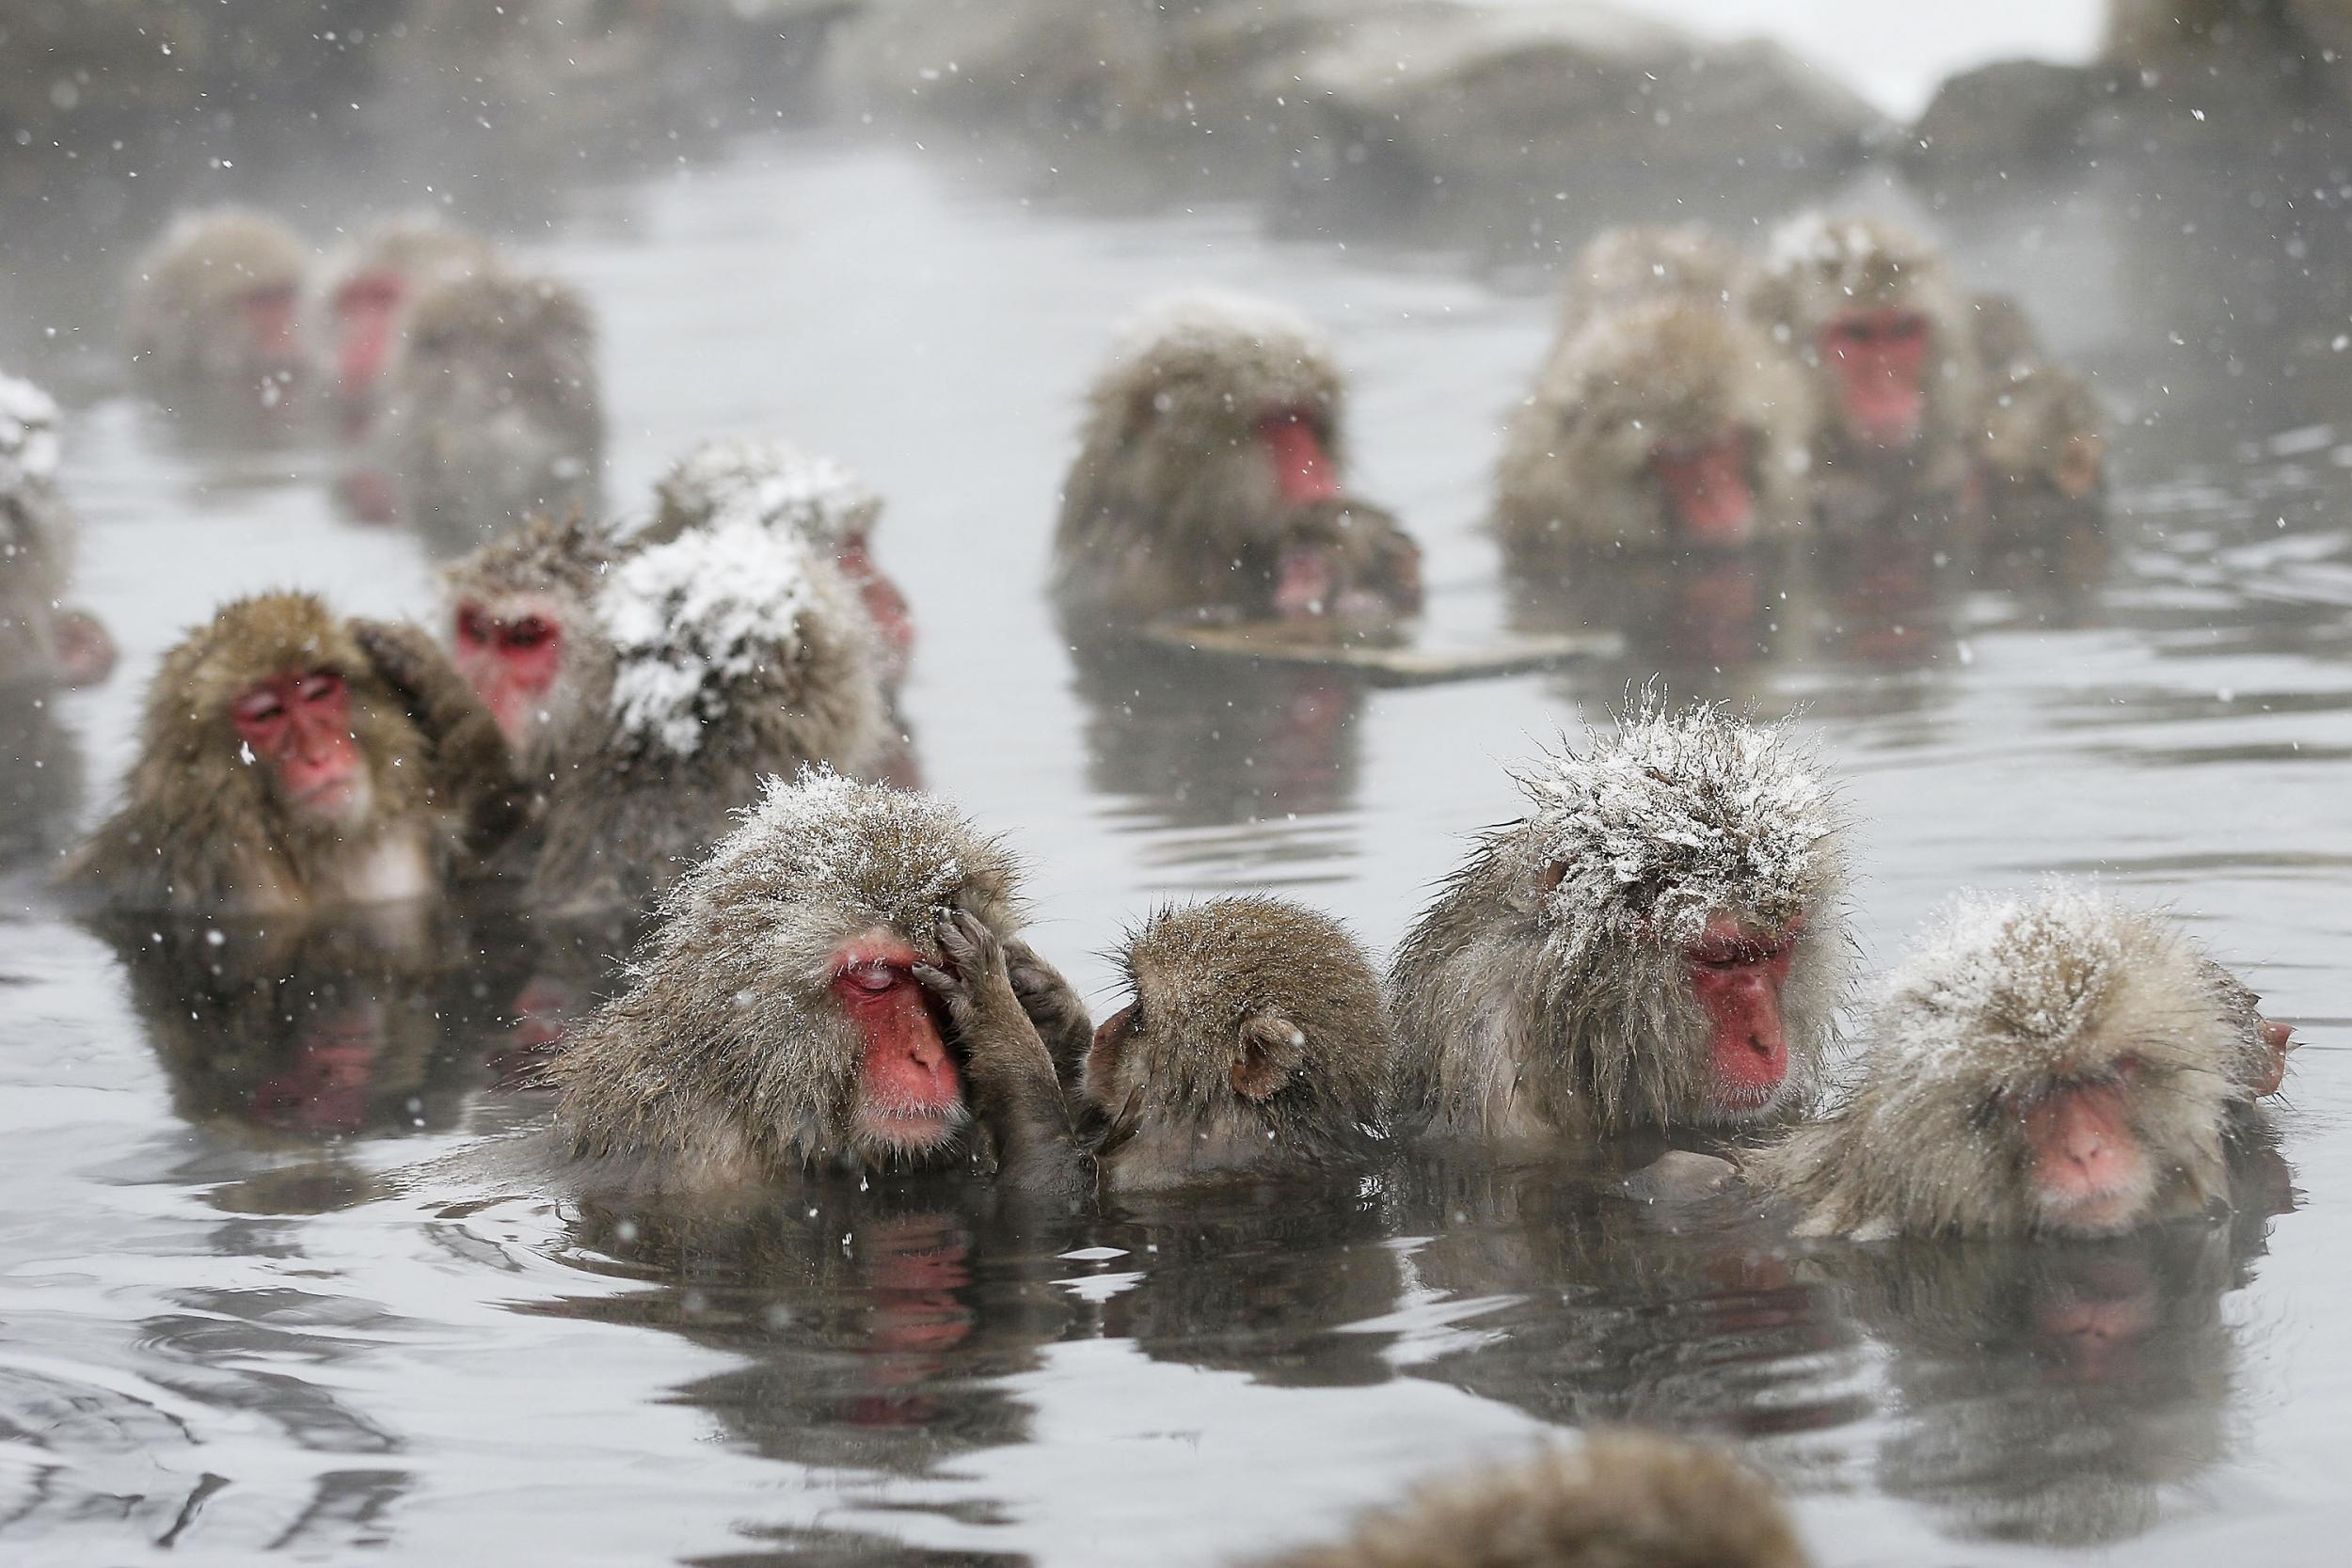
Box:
left=286, top=772, right=373, bottom=831
left=2036, top=1180, right=2156, bottom=1238
left=855, top=1102, right=969, bottom=1160
left=1702, top=1079, right=1790, bottom=1125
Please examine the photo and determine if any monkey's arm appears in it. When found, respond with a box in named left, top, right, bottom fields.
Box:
left=915, top=911, right=1093, bottom=1207
left=349, top=618, right=532, bottom=859
left=1002, top=937, right=1095, bottom=1094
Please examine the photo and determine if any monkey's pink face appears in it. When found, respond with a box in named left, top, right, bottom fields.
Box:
left=453, top=599, right=564, bottom=750
left=1684, top=913, right=1802, bottom=1119
left=230, top=669, right=370, bottom=826
left=1259, top=409, right=1340, bottom=508
left=1820, top=307, right=1931, bottom=448
left=1648, top=426, right=1756, bottom=547
left=833, top=932, right=968, bottom=1156
left=2014, top=1066, right=2159, bottom=1235
left=333, top=270, right=406, bottom=399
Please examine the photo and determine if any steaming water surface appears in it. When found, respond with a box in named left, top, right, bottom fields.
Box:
left=3, top=113, right=2349, bottom=1565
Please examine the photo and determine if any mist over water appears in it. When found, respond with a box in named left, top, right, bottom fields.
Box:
left=2, top=3, right=2348, bottom=1563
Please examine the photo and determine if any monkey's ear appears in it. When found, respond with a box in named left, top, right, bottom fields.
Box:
left=1232, top=1014, right=1308, bottom=1101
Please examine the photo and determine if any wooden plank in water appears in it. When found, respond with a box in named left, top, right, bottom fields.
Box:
left=1138, top=622, right=1622, bottom=687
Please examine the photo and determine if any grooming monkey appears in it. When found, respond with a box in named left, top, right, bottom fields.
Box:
left=1086, top=896, right=1393, bottom=1191
left=550, top=773, right=1089, bottom=1201
left=1746, top=882, right=2294, bottom=1239
left=1054, top=290, right=1422, bottom=638
left=1388, top=698, right=1850, bottom=1147
left=62, top=593, right=525, bottom=915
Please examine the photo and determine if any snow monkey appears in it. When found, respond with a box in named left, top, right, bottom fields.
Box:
left=383, top=268, right=604, bottom=546
left=1969, top=293, right=2107, bottom=509
left=550, top=774, right=1090, bottom=1201
left=1753, top=214, right=1983, bottom=527
left=1496, top=226, right=1817, bottom=566
left=125, top=207, right=310, bottom=395
left=62, top=593, right=526, bottom=915
left=644, top=436, right=916, bottom=688
left=1247, top=1430, right=1814, bottom=1568
left=1053, top=289, right=1422, bottom=637
left=315, top=212, right=496, bottom=412
left=1085, top=896, right=1393, bottom=1191
left=441, top=508, right=891, bottom=909
left=1388, top=698, right=1850, bottom=1146
left=0, top=372, right=115, bottom=688
left=1746, top=883, right=2295, bottom=1240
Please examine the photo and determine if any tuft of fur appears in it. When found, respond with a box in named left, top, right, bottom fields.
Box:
left=550, top=773, right=1025, bottom=1185
left=61, top=594, right=453, bottom=912
left=1389, top=697, right=1850, bottom=1142
left=382, top=268, right=604, bottom=545
left=1052, top=289, right=1418, bottom=627
left=1250, top=1429, right=1813, bottom=1568
left=125, top=206, right=310, bottom=386
left=1746, top=882, right=2281, bottom=1240
left=642, top=436, right=882, bottom=550
left=1093, top=895, right=1392, bottom=1189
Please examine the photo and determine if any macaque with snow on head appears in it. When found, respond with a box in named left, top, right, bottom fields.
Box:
left=440, top=508, right=891, bottom=909
left=1496, top=228, right=1817, bottom=569
left=315, top=212, right=495, bottom=416
left=644, top=436, right=916, bottom=689
left=61, top=593, right=526, bottom=915
left=1969, top=293, right=2108, bottom=517
left=1387, top=698, right=1850, bottom=1147
left=1053, top=290, right=1422, bottom=640
left=551, top=774, right=1090, bottom=1201
left=1752, top=214, right=1983, bottom=531
left=125, top=207, right=310, bottom=399
left=1083, top=896, right=1391, bottom=1191
left=1745, top=882, right=2295, bottom=1240
left=1247, top=1430, right=1814, bottom=1568
left=0, top=372, right=114, bottom=689
left=383, top=268, right=604, bottom=548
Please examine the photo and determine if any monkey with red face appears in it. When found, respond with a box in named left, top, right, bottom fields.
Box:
left=62, top=593, right=525, bottom=915
left=126, top=207, right=310, bottom=401
left=1387, top=698, right=1850, bottom=1148
left=550, top=773, right=1089, bottom=1201
left=314, top=213, right=496, bottom=417
left=1746, top=882, right=2293, bottom=1239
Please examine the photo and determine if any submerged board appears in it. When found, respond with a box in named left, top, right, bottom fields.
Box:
left=1139, top=621, right=1622, bottom=688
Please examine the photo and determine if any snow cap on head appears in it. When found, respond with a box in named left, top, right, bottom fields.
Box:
left=1518, top=694, right=1836, bottom=966
left=651, top=436, right=882, bottom=548
left=596, top=516, right=839, bottom=756
left=0, top=372, right=61, bottom=500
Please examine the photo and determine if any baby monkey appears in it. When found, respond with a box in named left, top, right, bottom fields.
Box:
left=1747, top=883, right=2294, bottom=1239
left=1087, top=896, right=1393, bottom=1191
left=1248, top=1429, right=1813, bottom=1568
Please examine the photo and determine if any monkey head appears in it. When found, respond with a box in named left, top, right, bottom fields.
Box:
left=1514, top=298, right=1816, bottom=552
left=1758, top=214, right=1979, bottom=457
left=1568, top=223, right=1751, bottom=314
left=1753, top=885, right=2292, bottom=1240
left=442, top=513, right=617, bottom=770
left=317, top=213, right=492, bottom=404
left=1087, top=896, right=1391, bottom=1188
left=400, top=269, right=596, bottom=410
left=646, top=436, right=912, bottom=677
left=129, top=207, right=310, bottom=383
left=551, top=774, right=1028, bottom=1181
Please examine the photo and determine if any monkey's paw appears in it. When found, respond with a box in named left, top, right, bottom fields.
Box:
left=912, top=909, right=1014, bottom=1037
left=350, top=618, right=441, bottom=708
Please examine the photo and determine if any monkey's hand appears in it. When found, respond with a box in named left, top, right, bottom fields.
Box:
left=914, top=910, right=1090, bottom=1205
left=350, top=617, right=532, bottom=858
left=1003, top=936, right=1093, bottom=1091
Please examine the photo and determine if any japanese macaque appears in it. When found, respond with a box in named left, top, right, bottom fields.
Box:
left=1085, top=896, right=1391, bottom=1191
left=315, top=213, right=496, bottom=413
left=1970, top=293, right=2107, bottom=508
left=125, top=207, right=310, bottom=395
left=61, top=593, right=526, bottom=915
left=1388, top=699, right=1849, bottom=1146
left=442, top=509, right=891, bottom=909
left=383, top=268, right=604, bottom=546
left=1053, top=290, right=1422, bottom=639
left=1753, top=214, right=1982, bottom=527
left=644, top=436, right=915, bottom=688
left=550, top=773, right=1089, bottom=1200
left=1249, top=1431, right=1813, bottom=1568
left=1496, top=228, right=1816, bottom=564
left=0, top=372, right=114, bottom=688
left=1746, top=884, right=2294, bottom=1240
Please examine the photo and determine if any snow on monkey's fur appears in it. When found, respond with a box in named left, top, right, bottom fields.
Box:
left=551, top=772, right=1027, bottom=1185
left=647, top=436, right=882, bottom=550
left=1389, top=697, right=1850, bottom=1139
